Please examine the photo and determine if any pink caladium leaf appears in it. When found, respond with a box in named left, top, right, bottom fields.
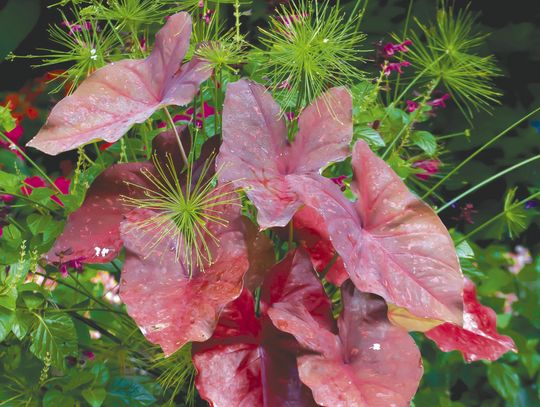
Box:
left=290, top=140, right=464, bottom=325
left=193, top=249, right=331, bottom=406
left=217, top=79, right=352, bottom=229
left=425, top=278, right=517, bottom=362
left=27, top=12, right=212, bottom=155
left=268, top=281, right=423, bottom=407
left=119, top=184, right=248, bottom=356
left=293, top=205, right=348, bottom=286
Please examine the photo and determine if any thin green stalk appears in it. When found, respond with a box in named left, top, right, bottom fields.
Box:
left=455, top=190, right=540, bottom=245
left=0, top=133, right=63, bottom=194
left=393, top=0, right=414, bottom=100
left=319, top=252, right=339, bottom=279
left=423, top=107, right=540, bottom=199
left=437, top=154, right=540, bottom=213
left=0, top=189, right=50, bottom=211
left=437, top=130, right=468, bottom=140
left=382, top=79, right=439, bottom=159
left=163, top=107, right=189, bottom=168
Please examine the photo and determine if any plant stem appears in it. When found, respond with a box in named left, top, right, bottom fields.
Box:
left=422, top=106, right=540, bottom=199
left=455, top=190, right=540, bottom=245
left=0, top=133, right=63, bottom=195
left=163, top=107, right=189, bottom=168
left=437, top=154, right=540, bottom=213
left=393, top=0, right=414, bottom=100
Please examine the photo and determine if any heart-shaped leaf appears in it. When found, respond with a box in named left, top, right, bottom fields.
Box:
left=217, top=79, right=352, bottom=228
left=268, top=281, right=423, bottom=407
left=291, top=140, right=464, bottom=324
left=27, top=12, right=211, bottom=155
left=119, top=187, right=249, bottom=356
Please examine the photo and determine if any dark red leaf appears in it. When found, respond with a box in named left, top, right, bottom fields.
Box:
left=44, top=127, right=197, bottom=265
left=293, top=206, right=348, bottom=286
left=291, top=140, right=463, bottom=324
left=27, top=13, right=211, bottom=155
left=426, top=278, right=517, bottom=362
left=119, top=185, right=248, bottom=356
left=217, top=79, right=352, bottom=229
left=193, top=249, right=330, bottom=406
left=268, top=281, right=423, bottom=407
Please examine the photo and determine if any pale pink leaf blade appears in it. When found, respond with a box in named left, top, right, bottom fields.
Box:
left=27, top=13, right=211, bottom=155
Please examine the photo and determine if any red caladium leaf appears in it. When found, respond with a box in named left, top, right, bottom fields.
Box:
left=44, top=127, right=210, bottom=265
left=27, top=12, right=211, bottom=155
left=193, top=249, right=331, bottom=406
left=217, top=79, right=352, bottom=229
left=293, top=206, right=348, bottom=286
left=425, top=278, right=517, bottom=362
left=119, top=184, right=248, bottom=356
left=290, top=140, right=463, bottom=325
left=268, top=281, right=423, bottom=407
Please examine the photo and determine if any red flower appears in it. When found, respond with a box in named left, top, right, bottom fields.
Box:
left=382, top=39, right=412, bottom=58
left=406, top=100, right=419, bottom=113
left=428, top=93, right=451, bottom=109
left=412, top=159, right=440, bottom=180
left=383, top=61, right=411, bottom=76
left=20, top=176, right=70, bottom=206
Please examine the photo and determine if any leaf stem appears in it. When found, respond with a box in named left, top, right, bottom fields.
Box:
left=437, top=154, right=540, bottom=213
left=422, top=107, right=540, bottom=199
left=455, top=190, right=540, bottom=245
left=0, top=133, right=63, bottom=195
left=163, top=107, right=189, bottom=168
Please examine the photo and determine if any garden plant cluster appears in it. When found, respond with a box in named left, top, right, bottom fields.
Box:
left=0, top=0, right=539, bottom=406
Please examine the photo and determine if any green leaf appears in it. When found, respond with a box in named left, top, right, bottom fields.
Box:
left=0, top=307, right=15, bottom=341
left=487, top=363, right=520, bottom=402
left=43, top=390, right=76, bottom=407
left=29, top=312, right=78, bottom=369
left=107, top=377, right=156, bottom=407
left=0, top=285, right=17, bottom=310
left=353, top=125, right=386, bottom=147
left=411, top=131, right=437, bottom=156
left=0, top=105, right=16, bottom=132
left=90, top=363, right=110, bottom=387
left=82, top=388, right=107, bottom=407
left=11, top=309, right=35, bottom=340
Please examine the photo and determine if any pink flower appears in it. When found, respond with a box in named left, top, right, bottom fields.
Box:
left=59, top=257, right=84, bottom=277
left=428, top=93, right=451, bottom=109
left=278, top=12, right=309, bottom=28
left=452, top=203, right=477, bottom=225
left=62, top=20, right=93, bottom=35
left=383, top=61, right=411, bottom=76
left=412, top=159, right=440, bottom=180
left=406, top=100, right=419, bottom=113
left=0, top=194, right=14, bottom=203
left=507, top=245, right=532, bottom=274
left=382, top=39, right=412, bottom=58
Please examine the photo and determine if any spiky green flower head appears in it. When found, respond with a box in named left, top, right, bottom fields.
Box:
left=403, top=2, right=501, bottom=119
left=81, top=0, right=182, bottom=31
left=497, top=188, right=531, bottom=239
left=122, top=153, right=240, bottom=277
left=23, top=9, right=120, bottom=94
left=195, top=31, right=247, bottom=74
left=256, top=0, right=367, bottom=110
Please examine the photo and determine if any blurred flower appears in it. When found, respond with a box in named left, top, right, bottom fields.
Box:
left=406, top=100, right=419, bottom=113
left=331, top=175, right=347, bottom=191
left=91, top=271, right=122, bottom=305
left=495, top=292, right=518, bottom=314
left=428, top=93, right=451, bottom=109
left=383, top=61, right=410, bottom=76
left=59, top=257, right=84, bottom=278
left=382, top=39, right=412, bottom=58
left=452, top=203, right=477, bottom=224
left=506, top=245, right=532, bottom=274
left=412, top=159, right=440, bottom=180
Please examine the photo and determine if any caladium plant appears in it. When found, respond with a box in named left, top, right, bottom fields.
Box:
left=27, top=12, right=211, bottom=155
left=28, top=9, right=517, bottom=407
